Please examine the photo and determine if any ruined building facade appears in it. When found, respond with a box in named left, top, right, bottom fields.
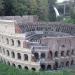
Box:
left=0, top=16, right=75, bottom=71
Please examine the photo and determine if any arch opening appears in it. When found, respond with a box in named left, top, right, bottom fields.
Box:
left=66, top=61, right=69, bottom=67
left=24, top=66, right=28, bottom=70
left=61, top=62, right=64, bottom=67
left=18, top=65, right=22, bottom=69
left=17, top=40, right=21, bottom=47
left=71, top=60, right=74, bottom=65
left=47, top=65, right=52, bottom=70
left=71, top=50, right=74, bottom=55
left=11, top=39, right=14, bottom=46
left=48, top=51, right=53, bottom=59
left=53, top=61, right=59, bottom=70
left=61, top=51, right=64, bottom=56
left=40, top=64, right=45, bottom=70
left=34, top=53, right=39, bottom=60
left=41, top=53, right=45, bottom=58
left=55, top=51, right=58, bottom=57
left=12, top=63, right=16, bottom=67
left=17, top=53, right=21, bottom=60
left=66, top=50, right=70, bottom=56
left=7, top=50, right=10, bottom=56
left=24, top=54, right=28, bottom=61
left=6, top=38, right=9, bottom=44
left=32, top=68, right=36, bottom=71
left=11, top=51, right=15, bottom=58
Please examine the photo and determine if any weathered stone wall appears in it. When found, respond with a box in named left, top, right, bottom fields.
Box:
left=16, top=22, right=75, bottom=35
left=0, top=20, right=16, bottom=34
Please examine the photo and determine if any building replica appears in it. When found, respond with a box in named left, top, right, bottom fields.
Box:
left=0, top=16, right=75, bottom=71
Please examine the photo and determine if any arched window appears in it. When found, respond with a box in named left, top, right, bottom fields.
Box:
left=24, top=66, right=28, bottom=70
left=41, top=53, right=45, bottom=58
left=61, top=45, right=65, bottom=47
left=17, top=40, right=21, bottom=47
left=17, top=53, right=21, bottom=60
left=3, top=48, right=5, bottom=54
left=24, top=54, right=28, bottom=61
left=11, top=39, right=14, bottom=46
left=6, top=38, right=9, bottom=44
left=66, top=50, right=70, bottom=56
left=40, top=64, right=45, bottom=70
left=61, top=62, right=64, bottom=67
left=66, top=61, right=69, bottom=67
left=18, top=65, right=22, bottom=69
left=32, top=68, right=36, bottom=71
left=7, top=50, right=10, bottom=56
left=47, top=65, right=52, bottom=70
left=61, top=51, right=64, bottom=56
left=54, top=51, right=58, bottom=57
left=34, top=53, right=39, bottom=60
left=48, top=51, right=53, bottom=59
left=12, top=63, right=16, bottom=67
left=54, top=61, right=59, bottom=70
left=71, top=60, right=74, bottom=65
left=11, top=51, right=15, bottom=58
left=71, top=49, right=74, bottom=55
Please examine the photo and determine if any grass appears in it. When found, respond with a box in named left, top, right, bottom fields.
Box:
left=0, top=62, right=75, bottom=75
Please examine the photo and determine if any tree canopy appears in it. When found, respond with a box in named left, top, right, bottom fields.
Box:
left=0, top=0, right=4, bottom=15
left=0, top=0, right=57, bottom=21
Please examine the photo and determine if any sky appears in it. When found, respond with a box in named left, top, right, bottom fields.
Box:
left=57, top=0, right=69, bottom=3
left=57, top=0, right=64, bottom=3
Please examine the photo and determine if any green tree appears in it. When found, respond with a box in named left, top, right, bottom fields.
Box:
left=3, top=0, right=16, bottom=15
left=36, top=0, right=49, bottom=21
left=0, top=0, right=4, bottom=15
left=70, top=7, right=75, bottom=19
left=30, top=0, right=37, bottom=15
left=65, top=2, right=75, bottom=24
left=48, top=0, right=56, bottom=21
left=14, top=0, right=31, bottom=16
left=3, top=0, right=31, bottom=16
left=1, top=0, right=57, bottom=21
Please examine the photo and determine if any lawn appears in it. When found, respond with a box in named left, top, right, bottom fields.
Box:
left=0, top=63, right=75, bottom=75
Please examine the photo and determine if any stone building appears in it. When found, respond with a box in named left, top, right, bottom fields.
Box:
left=0, top=16, right=75, bottom=71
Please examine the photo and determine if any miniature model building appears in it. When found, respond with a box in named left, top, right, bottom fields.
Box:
left=0, top=16, right=75, bottom=71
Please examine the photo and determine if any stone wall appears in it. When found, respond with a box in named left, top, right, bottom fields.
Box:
left=16, top=22, right=75, bottom=35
